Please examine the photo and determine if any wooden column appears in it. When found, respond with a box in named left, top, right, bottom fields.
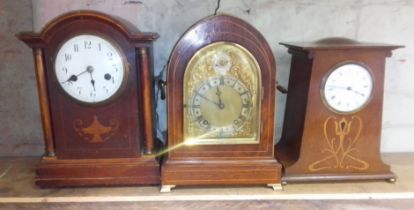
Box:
left=139, top=47, right=154, bottom=154
left=33, top=48, right=55, bottom=157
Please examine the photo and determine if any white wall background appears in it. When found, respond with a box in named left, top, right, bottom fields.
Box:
left=27, top=0, right=414, bottom=153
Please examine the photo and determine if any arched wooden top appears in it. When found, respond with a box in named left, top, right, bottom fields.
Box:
left=17, top=10, right=158, bottom=48
left=315, top=37, right=359, bottom=45
left=168, top=14, right=276, bottom=83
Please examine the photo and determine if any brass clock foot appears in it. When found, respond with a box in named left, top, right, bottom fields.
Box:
left=143, top=148, right=153, bottom=155
left=160, top=185, right=176, bottom=193
left=46, top=151, right=55, bottom=157
left=267, top=183, right=283, bottom=191
left=388, top=178, right=397, bottom=183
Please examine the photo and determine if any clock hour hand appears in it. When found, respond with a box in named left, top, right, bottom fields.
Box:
left=215, top=86, right=225, bottom=109
left=61, top=67, right=90, bottom=84
left=62, top=74, right=78, bottom=84
left=86, top=66, right=96, bottom=91
left=90, top=78, right=96, bottom=91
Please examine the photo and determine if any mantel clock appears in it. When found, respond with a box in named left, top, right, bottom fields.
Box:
left=161, top=14, right=282, bottom=191
left=18, top=11, right=160, bottom=187
left=276, top=38, right=402, bottom=183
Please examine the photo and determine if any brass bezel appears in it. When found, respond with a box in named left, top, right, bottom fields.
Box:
left=320, top=61, right=375, bottom=115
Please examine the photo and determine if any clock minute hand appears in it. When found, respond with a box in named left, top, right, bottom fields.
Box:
left=197, top=93, right=220, bottom=107
left=352, top=89, right=366, bottom=97
left=326, top=85, right=348, bottom=90
left=62, top=74, right=78, bottom=84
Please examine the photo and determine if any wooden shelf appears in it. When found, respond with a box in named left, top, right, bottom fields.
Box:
left=0, top=153, right=413, bottom=208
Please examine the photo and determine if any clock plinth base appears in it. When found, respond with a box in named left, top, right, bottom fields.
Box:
left=281, top=172, right=396, bottom=184
left=161, top=158, right=282, bottom=188
left=35, top=156, right=160, bottom=187
left=276, top=145, right=396, bottom=184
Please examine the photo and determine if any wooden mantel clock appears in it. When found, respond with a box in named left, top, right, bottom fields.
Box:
left=18, top=11, right=160, bottom=187
left=276, top=38, right=402, bottom=184
left=161, top=14, right=282, bottom=191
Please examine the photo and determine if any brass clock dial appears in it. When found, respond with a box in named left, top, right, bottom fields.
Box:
left=189, top=75, right=252, bottom=136
left=183, top=42, right=261, bottom=144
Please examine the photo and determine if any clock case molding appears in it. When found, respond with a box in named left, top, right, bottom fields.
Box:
left=276, top=38, right=403, bottom=184
left=18, top=11, right=160, bottom=187
left=162, top=14, right=282, bottom=189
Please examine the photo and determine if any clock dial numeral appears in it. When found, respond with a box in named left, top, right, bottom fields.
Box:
left=113, top=64, right=118, bottom=72
left=98, top=43, right=102, bottom=51
left=233, top=119, right=242, bottom=126
left=242, top=103, right=251, bottom=108
left=209, top=77, right=221, bottom=87
left=74, top=44, right=79, bottom=52
left=107, top=51, right=113, bottom=60
left=223, top=77, right=236, bottom=86
left=103, top=86, right=109, bottom=93
left=65, top=53, right=72, bottom=62
left=202, top=119, right=209, bottom=126
left=84, top=40, right=92, bottom=49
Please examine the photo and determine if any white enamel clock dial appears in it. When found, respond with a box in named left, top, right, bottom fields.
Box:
left=322, top=63, right=373, bottom=113
left=55, top=34, right=125, bottom=103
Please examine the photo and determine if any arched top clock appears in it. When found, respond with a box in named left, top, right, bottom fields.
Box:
left=18, top=11, right=160, bottom=187
left=162, top=14, right=282, bottom=191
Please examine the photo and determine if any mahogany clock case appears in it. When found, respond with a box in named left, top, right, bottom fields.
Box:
left=162, top=14, right=282, bottom=188
left=18, top=11, right=161, bottom=187
left=276, top=38, right=403, bottom=183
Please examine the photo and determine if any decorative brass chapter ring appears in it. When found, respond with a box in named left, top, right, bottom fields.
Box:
left=73, top=115, right=119, bottom=143
left=308, top=115, right=369, bottom=172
